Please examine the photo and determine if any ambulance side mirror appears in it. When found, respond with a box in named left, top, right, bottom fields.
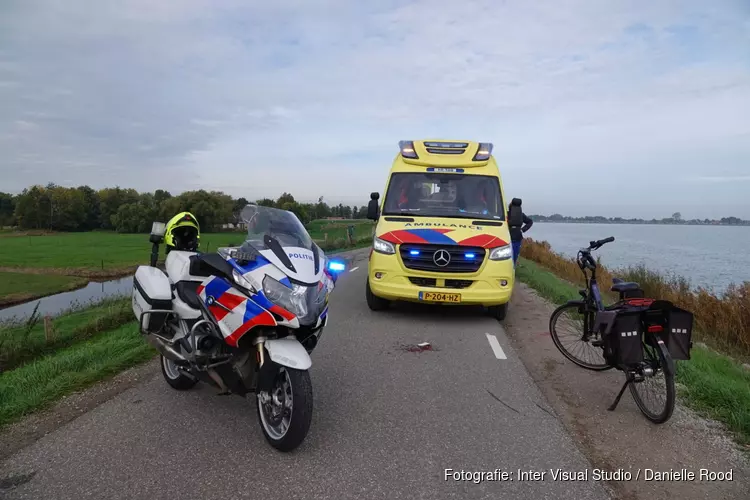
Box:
left=367, top=192, right=380, bottom=220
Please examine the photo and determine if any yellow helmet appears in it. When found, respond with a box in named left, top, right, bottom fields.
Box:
left=164, top=211, right=200, bottom=252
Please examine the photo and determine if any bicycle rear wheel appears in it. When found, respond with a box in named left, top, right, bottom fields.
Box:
left=549, top=302, right=612, bottom=371
left=629, top=338, right=675, bottom=424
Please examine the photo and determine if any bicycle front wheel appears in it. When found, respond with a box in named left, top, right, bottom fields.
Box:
left=549, top=302, right=612, bottom=371
left=629, top=338, right=676, bottom=424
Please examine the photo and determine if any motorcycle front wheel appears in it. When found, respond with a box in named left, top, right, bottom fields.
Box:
left=256, top=366, right=313, bottom=452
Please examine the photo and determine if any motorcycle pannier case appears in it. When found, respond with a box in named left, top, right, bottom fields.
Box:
left=133, top=266, right=173, bottom=334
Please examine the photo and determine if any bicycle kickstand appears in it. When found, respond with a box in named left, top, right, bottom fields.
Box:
left=607, top=377, right=631, bottom=412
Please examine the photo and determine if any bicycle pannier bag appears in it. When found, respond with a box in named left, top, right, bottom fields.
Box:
left=664, top=306, right=694, bottom=361
left=610, top=309, right=645, bottom=365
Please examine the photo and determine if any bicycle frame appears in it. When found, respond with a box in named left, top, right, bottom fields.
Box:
left=572, top=249, right=606, bottom=343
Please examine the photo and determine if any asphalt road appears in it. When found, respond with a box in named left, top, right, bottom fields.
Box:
left=2, top=250, right=611, bottom=500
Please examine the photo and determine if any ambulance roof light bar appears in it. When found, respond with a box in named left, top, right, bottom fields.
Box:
left=399, top=140, right=419, bottom=159
left=472, top=142, right=493, bottom=161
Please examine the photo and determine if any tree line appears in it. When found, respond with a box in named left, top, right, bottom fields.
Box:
left=0, top=185, right=369, bottom=233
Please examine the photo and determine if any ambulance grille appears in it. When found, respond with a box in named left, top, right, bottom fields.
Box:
left=400, top=244, right=485, bottom=273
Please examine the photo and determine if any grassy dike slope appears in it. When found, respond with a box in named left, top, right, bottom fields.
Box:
left=515, top=256, right=750, bottom=448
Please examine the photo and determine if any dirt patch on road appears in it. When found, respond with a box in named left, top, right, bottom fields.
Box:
left=504, top=284, right=748, bottom=500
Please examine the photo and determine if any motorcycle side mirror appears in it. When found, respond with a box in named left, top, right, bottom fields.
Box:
left=149, top=221, right=166, bottom=244
left=367, top=192, right=380, bottom=220
left=148, top=221, right=166, bottom=267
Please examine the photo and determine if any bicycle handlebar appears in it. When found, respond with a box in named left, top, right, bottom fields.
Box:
left=587, top=236, right=615, bottom=251
left=577, top=236, right=615, bottom=271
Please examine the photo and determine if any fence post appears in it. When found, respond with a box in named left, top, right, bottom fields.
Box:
left=44, top=315, right=55, bottom=343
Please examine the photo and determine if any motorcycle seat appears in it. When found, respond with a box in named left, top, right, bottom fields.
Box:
left=176, top=280, right=203, bottom=310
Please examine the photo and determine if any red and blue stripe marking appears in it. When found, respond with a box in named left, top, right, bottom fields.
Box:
left=224, top=297, right=277, bottom=347
left=378, top=229, right=507, bottom=248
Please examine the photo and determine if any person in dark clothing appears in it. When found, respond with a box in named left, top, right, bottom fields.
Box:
left=508, top=200, right=533, bottom=266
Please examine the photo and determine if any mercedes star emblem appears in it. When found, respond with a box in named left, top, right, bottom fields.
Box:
left=433, top=249, right=451, bottom=267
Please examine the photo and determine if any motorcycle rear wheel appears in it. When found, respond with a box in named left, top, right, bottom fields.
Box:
left=257, top=367, right=313, bottom=452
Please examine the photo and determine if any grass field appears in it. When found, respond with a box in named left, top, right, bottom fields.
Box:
left=0, top=220, right=375, bottom=304
left=516, top=257, right=750, bottom=448
left=0, top=271, right=87, bottom=307
left=0, top=220, right=374, bottom=272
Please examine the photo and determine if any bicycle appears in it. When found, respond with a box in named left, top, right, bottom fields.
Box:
left=548, top=237, right=693, bottom=424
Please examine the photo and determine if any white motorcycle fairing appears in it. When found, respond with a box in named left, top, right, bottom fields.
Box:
left=258, top=246, right=324, bottom=285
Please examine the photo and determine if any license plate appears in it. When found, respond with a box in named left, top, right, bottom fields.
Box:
left=419, top=291, right=461, bottom=303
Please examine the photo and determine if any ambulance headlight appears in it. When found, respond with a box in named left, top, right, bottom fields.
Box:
left=489, top=245, right=512, bottom=261
left=373, top=236, right=396, bottom=255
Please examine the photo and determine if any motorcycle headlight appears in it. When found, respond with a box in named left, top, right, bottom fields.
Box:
left=373, top=236, right=395, bottom=255
left=262, top=276, right=308, bottom=319
left=232, top=269, right=258, bottom=293
left=489, top=245, right=513, bottom=261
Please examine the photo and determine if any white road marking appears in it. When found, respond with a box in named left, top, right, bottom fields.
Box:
left=485, top=332, right=507, bottom=360
left=349, top=266, right=359, bottom=273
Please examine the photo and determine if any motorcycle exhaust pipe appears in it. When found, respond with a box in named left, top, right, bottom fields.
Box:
left=146, top=334, right=187, bottom=363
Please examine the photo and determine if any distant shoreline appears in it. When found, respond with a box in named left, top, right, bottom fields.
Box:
left=530, top=220, right=750, bottom=227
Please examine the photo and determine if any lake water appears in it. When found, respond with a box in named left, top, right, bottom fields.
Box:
left=527, top=222, right=750, bottom=293
left=0, top=276, right=133, bottom=322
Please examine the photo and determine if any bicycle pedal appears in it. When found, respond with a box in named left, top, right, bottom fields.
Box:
left=591, top=340, right=603, bottom=347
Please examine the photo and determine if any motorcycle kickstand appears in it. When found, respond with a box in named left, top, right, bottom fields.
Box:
left=608, top=375, right=632, bottom=412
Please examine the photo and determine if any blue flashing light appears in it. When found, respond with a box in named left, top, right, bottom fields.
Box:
left=328, top=260, right=346, bottom=273
left=465, top=252, right=476, bottom=259
left=409, top=250, right=420, bottom=256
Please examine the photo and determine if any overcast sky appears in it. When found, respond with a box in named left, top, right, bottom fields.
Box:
left=1, top=0, right=749, bottom=219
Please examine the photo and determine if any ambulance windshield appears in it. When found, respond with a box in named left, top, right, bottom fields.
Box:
left=381, top=173, right=504, bottom=220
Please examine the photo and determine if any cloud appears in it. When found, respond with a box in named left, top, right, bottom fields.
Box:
left=0, top=0, right=749, bottom=218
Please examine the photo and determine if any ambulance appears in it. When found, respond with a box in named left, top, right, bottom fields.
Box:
left=365, top=140, right=521, bottom=320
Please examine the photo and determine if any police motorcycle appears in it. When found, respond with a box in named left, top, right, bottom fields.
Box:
left=132, top=204, right=346, bottom=451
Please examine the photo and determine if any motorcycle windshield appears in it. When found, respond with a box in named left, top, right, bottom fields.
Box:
left=241, top=204, right=313, bottom=251
left=238, top=204, right=322, bottom=282
left=238, top=204, right=328, bottom=325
